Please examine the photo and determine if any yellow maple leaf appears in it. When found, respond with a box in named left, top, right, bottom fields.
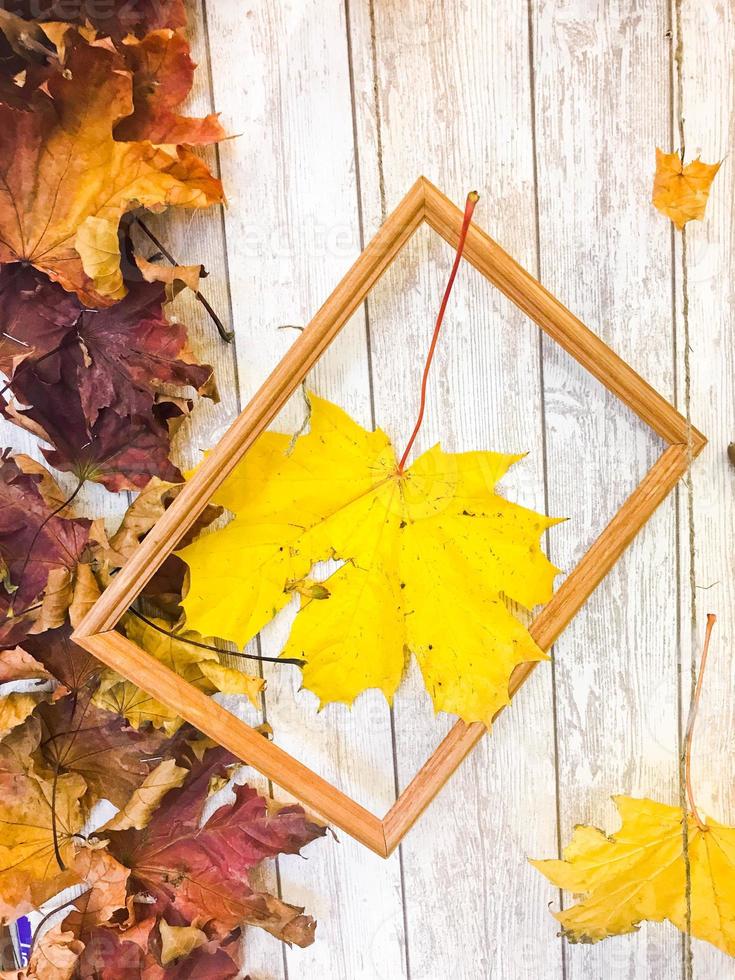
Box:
left=652, top=148, right=721, bottom=230
left=0, top=34, right=223, bottom=306
left=531, top=795, right=735, bottom=955
left=180, top=395, right=561, bottom=726
left=94, top=613, right=264, bottom=733
left=0, top=766, right=85, bottom=921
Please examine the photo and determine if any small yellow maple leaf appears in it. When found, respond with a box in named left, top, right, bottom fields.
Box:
left=652, top=148, right=721, bottom=230
left=0, top=766, right=85, bottom=921
left=531, top=795, right=735, bottom=956
left=94, top=614, right=264, bottom=733
left=159, top=921, right=209, bottom=967
left=180, top=395, right=561, bottom=726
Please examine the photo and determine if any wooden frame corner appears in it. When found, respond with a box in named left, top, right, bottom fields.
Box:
left=73, top=177, right=705, bottom=857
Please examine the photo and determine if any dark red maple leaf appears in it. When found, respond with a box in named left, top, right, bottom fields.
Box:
left=0, top=266, right=215, bottom=422
left=7, top=387, right=187, bottom=491
left=0, top=264, right=76, bottom=375
left=106, top=747, right=326, bottom=947
left=22, top=623, right=102, bottom=693
left=0, top=451, right=90, bottom=644
left=1, top=267, right=215, bottom=491
left=115, top=29, right=226, bottom=145
left=38, top=691, right=168, bottom=812
left=75, top=926, right=241, bottom=980
left=4, top=1, right=186, bottom=39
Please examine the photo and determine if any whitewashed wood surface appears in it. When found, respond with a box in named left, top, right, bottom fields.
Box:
left=4, top=1, right=733, bottom=978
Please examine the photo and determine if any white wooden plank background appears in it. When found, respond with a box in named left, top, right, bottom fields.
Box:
left=11, top=1, right=734, bottom=977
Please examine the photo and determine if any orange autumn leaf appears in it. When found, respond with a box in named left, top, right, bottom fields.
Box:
left=115, top=29, right=226, bottom=145
left=0, top=34, right=223, bottom=306
left=652, top=148, right=721, bottom=230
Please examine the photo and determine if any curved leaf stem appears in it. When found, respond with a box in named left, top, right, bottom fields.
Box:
left=10, top=475, right=86, bottom=616
left=134, top=218, right=234, bottom=343
left=684, top=612, right=716, bottom=830
left=397, top=190, right=479, bottom=473
left=127, top=607, right=306, bottom=666
left=28, top=889, right=91, bottom=958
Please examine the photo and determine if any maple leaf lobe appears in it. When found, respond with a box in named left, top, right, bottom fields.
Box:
left=181, top=395, right=561, bottom=726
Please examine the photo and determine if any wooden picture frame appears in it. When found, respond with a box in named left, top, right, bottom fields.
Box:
left=73, top=178, right=705, bottom=857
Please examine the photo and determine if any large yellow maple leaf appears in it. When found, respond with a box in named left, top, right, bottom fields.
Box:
left=180, top=395, right=561, bottom=726
left=0, top=34, right=223, bottom=306
left=652, top=148, right=721, bottom=230
left=531, top=796, right=735, bottom=955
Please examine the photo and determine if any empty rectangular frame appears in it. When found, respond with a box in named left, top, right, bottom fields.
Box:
left=73, top=178, right=705, bottom=856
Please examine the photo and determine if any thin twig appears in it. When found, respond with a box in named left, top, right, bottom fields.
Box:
left=28, top=889, right=91, bottom=958
left=50, top=764, right=65, bottom=871
left=134, top=218, right=234, bottom=343
left=684, top=613, right=716, bottom=829
left=127, top=607, right=306, bottom=666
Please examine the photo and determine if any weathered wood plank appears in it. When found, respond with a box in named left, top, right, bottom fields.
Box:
left=349, top=1, right=563, bottom=976
left=203, top=1, right=407, bottom=977
left=674, top=1, right=735, bottom=977
left=158, top=3, right=284, bottom=974
left=533, top=1, right=683, bottom=976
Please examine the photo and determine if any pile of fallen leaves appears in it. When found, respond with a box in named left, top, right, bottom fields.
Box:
left=0, top=6, right=325, bottom=977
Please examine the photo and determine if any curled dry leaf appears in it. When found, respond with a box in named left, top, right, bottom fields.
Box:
left=104, top=747, right=327, bottom=946
left=531, top=796, right=735, bottom=956
left=116, top=29, right=226, bottom=145
left=135, top=253, right=205, bottom=303
left=1, top=267, right=216, bottom=490
left=652, top=147, right=722, bottom=229
left=181, top=394, right=561, bottom=725
left=0, top=644, right=66, bottom=737
left=158, top=921, right=208, bottom=967
left=0, top=451, right=90, bottom=645
left=93, top=614, right=264, bottom=734
left=0, top=34, right=223, bottom=305
left=0, top=8, right=59, bottom=110
left=101, top=758, right=188, bottom=832
left=65, top=846, right=130, bottom=934
left=0, top=644, right=62, bottom=687
left=0, top=691, right=45, bottom=738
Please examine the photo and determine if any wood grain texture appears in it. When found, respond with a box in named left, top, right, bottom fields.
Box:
left=347, top=3, right=564, bottom=977
left=198, top=3, right=407, bottom=978
left=10, top=1, right=731, bottom=978
left=674, top=2, right=735, bottom=976
left=532, top=2, right=685, bottom=977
